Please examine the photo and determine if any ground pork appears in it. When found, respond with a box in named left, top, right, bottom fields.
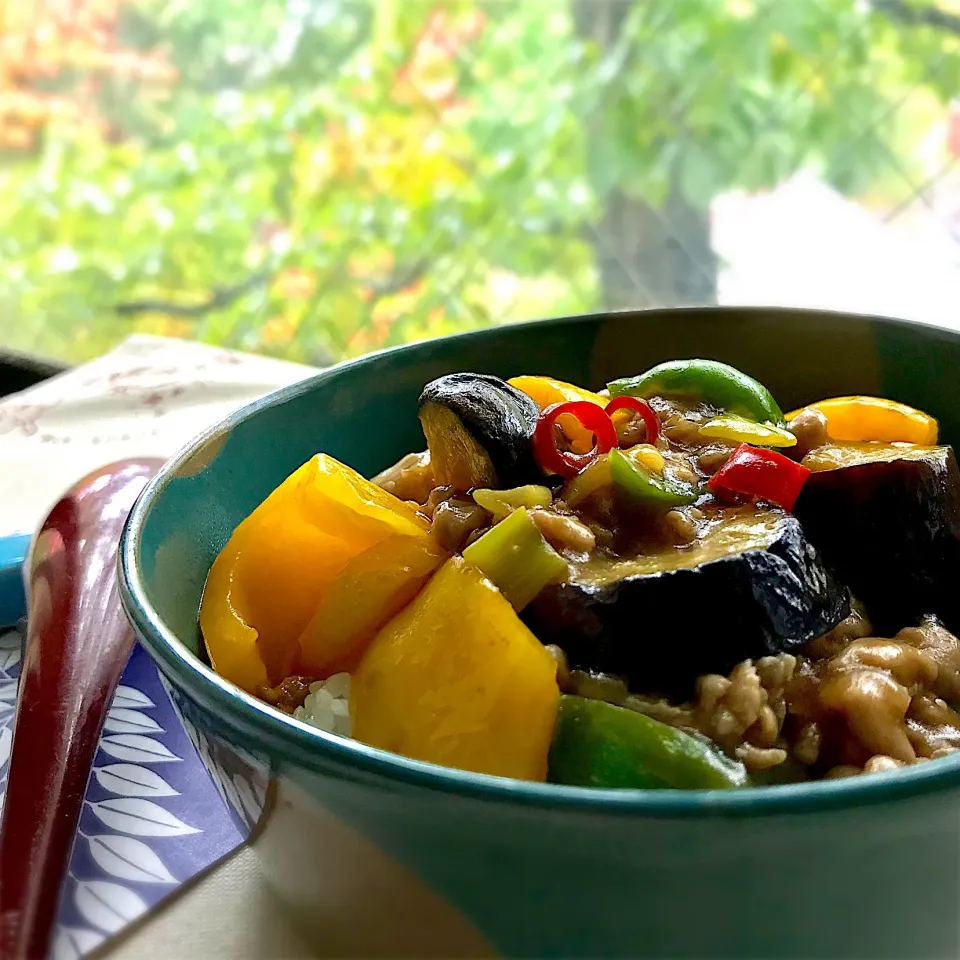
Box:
left=618, top=609, right=960, bottom=778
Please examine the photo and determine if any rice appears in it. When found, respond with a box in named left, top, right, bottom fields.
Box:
left=293, top=671, right=352, bottom=737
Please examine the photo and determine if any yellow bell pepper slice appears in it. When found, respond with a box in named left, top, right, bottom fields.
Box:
left=297, top=534, right=447, bottom=678
left=351, top=555, right=560, bottom=781
left=300, top=451, right=431, bottom=542
left=509, top=375, right=607, bottom=410
left=199, top=454, right=432, bottom=693
left=509, top=375, right=629, bottom=454
left=786, top=396, right=938, bottom=445
left=198, top=536, right=268, bottom=694
left=698, top=415, right=797, bottom=448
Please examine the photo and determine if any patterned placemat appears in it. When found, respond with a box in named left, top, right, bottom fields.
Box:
left=0, top=629, right=251, bottom=959
left=0, top=335, right=319, bottom=956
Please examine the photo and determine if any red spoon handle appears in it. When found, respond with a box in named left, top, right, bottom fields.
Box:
left=0, top=458, right=161, bottom=960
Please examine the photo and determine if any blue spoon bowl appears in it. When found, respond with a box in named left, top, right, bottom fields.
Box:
left=0, top=534, right=30, bottom=628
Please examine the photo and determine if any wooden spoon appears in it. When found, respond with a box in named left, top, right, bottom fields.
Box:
left=0, top=458, right=162, bottom=960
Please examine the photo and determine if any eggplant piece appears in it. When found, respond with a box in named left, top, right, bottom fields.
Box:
left=794, top=442, right=960, bottom=634
left=523, top=505, right=849, bottom=695
left=418, top=373, right=541, bottom=491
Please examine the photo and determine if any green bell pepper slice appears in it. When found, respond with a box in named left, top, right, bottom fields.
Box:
left=608, top=359, right=785, bottom=426
left=609, top=448, right=697, bottom=509
left=548, top=695, right=747, bottom=790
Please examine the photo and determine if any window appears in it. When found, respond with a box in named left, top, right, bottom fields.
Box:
left=3, top=0, right=960, bottom=366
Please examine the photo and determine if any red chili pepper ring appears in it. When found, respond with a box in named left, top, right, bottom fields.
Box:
left=604, top=396, right=660, bottom=448
left=533, top=400, right=618, bottom=479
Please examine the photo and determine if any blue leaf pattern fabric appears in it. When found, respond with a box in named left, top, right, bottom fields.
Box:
left=0, top=633, right=250, bottom=957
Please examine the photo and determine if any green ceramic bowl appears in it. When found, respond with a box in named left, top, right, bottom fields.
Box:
left=119, top=307, right=960, bottom=959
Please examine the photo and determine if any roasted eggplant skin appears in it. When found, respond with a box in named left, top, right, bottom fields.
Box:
left=523, top=514, right=849, bottom=696
left=418, top=373, right=542, bottom=490
left=795, top=444, right=960, bottom=635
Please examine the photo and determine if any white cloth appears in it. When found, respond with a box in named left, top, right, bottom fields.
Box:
left=0, top=335, right=317, bottom=539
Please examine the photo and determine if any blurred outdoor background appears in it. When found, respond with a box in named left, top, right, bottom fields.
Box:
left=4, top=0, right=960, bottom=367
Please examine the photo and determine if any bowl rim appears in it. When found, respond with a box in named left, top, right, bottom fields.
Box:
left=119, top=305, right=960, bottom=818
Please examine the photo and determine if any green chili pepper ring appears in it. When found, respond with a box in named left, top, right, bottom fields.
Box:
left=608, top=449, right=697, bottom=510
left=608, top=359, right=786, bottom=426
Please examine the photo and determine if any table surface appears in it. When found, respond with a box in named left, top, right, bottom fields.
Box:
left=107, top=848, right=315, bottom=959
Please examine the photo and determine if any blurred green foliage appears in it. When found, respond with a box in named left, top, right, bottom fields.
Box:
left=2, top=0, right=960, bottom=365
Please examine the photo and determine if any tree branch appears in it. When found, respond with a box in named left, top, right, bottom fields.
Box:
left=114, top=269, right=271, bottom=318
left=872, top=0, right=960, bottom=36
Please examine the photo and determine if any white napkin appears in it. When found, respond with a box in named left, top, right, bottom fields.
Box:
left=0, top=335, right=318, bottom=539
